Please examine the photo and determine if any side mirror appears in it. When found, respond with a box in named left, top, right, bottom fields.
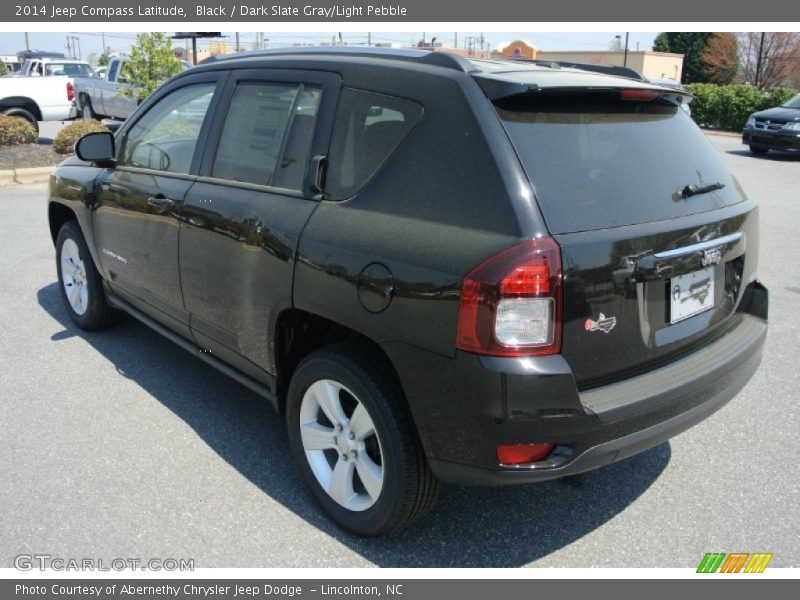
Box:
left=75, top=131, right=115, bottom=166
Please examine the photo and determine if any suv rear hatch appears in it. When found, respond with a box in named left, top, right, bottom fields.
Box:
left=488, top=75, right=756, bottom=388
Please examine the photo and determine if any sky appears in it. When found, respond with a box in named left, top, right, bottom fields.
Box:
left=0, top=31, right=658, bottom=62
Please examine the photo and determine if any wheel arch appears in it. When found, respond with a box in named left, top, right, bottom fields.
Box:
left=0, top=96, right=43, bottom=121
left=48, top=201, right=78, bottom=245
left=274, top=308, right=406, bottom=416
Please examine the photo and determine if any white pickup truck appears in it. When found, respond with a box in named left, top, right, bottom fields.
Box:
left=0, top=73, right=81, bottom=133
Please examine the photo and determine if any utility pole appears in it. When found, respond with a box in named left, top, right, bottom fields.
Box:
left=24, top=32, right=30, bottom=51
left=235, top=32, right=239, bottom=53
left=76, top=36, right=82, bottom=61
left=754, top=32, right=766, bottom=89
left=101, top=32, right=105, bottom=55
left=454, top=32, right=458, bottom=48
left=623, top=32, right=629, bottom=66
left=65, top=34, right=72, bottom=59
left=367, top=32, right=371, bottom=46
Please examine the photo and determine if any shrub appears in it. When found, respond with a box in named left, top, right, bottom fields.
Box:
left=0, top=114, right=38, bottom=145
left=686, top=83, right=799, bottom=131
left=53, top=120, right=108, bottom=154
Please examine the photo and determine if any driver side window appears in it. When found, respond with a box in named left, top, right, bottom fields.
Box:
left=120, top=84, right=215, bottom=174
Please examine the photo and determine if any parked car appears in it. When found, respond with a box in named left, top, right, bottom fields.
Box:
left=742, top=93, right=800, bottom=155
left=0, top=71, right=78, bottom=131
left=48, top=48, right=768, bottom=536
left=1, top=54, right=22, bottom=74
left=73, top=57, right=195, bottom=121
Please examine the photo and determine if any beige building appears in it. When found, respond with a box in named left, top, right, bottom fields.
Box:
left=536, top=50, right=684, bottom=81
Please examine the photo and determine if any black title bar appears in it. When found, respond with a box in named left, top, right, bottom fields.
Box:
left=4, top=0, right=800, bottom=22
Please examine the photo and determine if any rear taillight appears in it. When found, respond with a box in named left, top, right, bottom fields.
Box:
left=456, top=237, right=562, bottom=357
left=67, top=82, right=75, bottom=102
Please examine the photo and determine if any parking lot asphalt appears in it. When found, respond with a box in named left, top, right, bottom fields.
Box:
left=0, top=135, right=797, bottom=568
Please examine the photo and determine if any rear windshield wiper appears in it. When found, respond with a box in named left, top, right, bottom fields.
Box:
left=679, top=182, right=725, bottom=199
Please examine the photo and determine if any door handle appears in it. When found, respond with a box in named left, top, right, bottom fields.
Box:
left=147, top=195, right=176, bottom=213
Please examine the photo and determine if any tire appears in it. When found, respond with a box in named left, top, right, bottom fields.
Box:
left=749, top=144, right=769, bottom=155
left=286, top=343, right=439, bottom=536
left=2, top=107, right=39, bottom=134
left=55, top=221, right=121, bottom=331
left=80, top=95, right=97, bottom=121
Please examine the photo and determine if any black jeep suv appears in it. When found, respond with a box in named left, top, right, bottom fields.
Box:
left=48, top=48, right=768, bottom=536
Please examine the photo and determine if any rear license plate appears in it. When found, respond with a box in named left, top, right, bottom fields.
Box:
left=670, top=267, right=715, bottom=324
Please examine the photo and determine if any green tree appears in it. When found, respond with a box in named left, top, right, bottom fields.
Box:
left=97, top=48, right=112, bottom=67
left=653, top=32, right=714, bottom=84
left=120, top=33, right=181, bottom=102
left=0, top=61, right=7, bottom=77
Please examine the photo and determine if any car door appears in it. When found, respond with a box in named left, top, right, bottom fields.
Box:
left=100, top=59, right=121, bottom=116
left=92, top=71, right=227, bottom=337
left=179, top=69, right=340, bottom=380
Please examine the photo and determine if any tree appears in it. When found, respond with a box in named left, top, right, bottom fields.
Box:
left=700, top=33, right=739, bottom=84
left=653, top=32, right=714, bottom=83
left=738, top=32, right=800, bottom=89
left=120, top=33, right=182, bottom=102
left=97, top=48, right=112, bottom=67
left=0, top=61, right=7, bottom=77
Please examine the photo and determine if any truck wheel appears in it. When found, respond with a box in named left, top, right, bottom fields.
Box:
left=2, top=108, right=39, bottom=134
left=286, top=344, right=439, bottom=536
left=55, top=221, right=121, bottom=330
left=749, top=144, right=769, bottom=155
left=81, top=96, right=97, bottom=121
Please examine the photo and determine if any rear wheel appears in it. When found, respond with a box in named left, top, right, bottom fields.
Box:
left=2, top=107, right=39, bottom=134
left=749, top=144, right=769, bottom=155
left=286, top=344, right=438, bottom=536
left=56, top=221, right=121, bottom=330
left=80, top=96, right=97, bottom=121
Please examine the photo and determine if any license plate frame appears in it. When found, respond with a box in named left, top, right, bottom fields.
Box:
left=670, top=266, right=715, bottom=324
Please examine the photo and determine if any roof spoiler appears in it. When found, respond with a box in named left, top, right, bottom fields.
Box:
left=506, top=58, right=645, bottom=81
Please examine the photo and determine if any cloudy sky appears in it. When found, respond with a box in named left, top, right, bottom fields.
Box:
left=0, top=31, right=658, bottom=61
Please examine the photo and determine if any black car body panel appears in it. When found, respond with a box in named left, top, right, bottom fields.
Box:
left=48, top=49, right=768, bottom=485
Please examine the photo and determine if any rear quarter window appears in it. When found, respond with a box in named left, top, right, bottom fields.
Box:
left=325, top=88, right=422, bottom=200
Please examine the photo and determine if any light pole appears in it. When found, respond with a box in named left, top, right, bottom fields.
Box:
left=623, top=32, right=629, bottom=67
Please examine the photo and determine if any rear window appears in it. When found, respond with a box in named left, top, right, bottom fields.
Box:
left=495, top=94, right=744, bottom=234
left=45, top=63, right=95, bottom=77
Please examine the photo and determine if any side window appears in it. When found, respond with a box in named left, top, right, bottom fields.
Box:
left=212, top=82, right=320, bottom=190
left=326, top=88, right=423, bottom=200
left=107, top=60, right=119, bottom=82
left=121, top=83, right=215, bottom=174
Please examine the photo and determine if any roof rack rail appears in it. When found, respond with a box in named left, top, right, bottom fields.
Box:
left=507, top=58, right=645, bottom=81
left=197, top=46, right=473, bottom=73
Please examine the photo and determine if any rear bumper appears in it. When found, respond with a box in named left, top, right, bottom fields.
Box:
left=743, top=128, right=800, bottom=151
left=419, top=310, right=767, bottom=485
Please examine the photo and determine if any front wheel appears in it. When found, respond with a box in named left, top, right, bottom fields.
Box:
left=749, top=144, right=769, bottom=155
left=286, top=344, right=439, bottom=536
left=56, top=221, right=121, bottom=330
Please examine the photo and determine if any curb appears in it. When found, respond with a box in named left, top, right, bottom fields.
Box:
left=0, top=165, right=55, bottom=186
left=702, top=129, right=741, bottom=138
left=14, top=166, right=55, bottom=184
